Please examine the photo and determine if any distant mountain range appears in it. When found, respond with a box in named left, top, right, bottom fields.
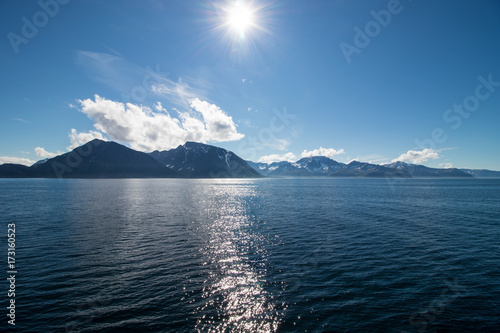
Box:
left=459, top=169, right=500, bottom=178
left=383, top=161, right=474, bottom=178
left=1, top=139, right=499, bottom=178
left=247, top=157, right=410, bottom=178
left=248, top=157, right=500, bottom=178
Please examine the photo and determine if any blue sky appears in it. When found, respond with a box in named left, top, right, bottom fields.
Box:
left=1, top=0, right=499, bottom=170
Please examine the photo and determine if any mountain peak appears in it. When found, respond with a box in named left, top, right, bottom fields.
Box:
left=149, top=142, right=261, bottom=178
left=20, top=139, right=177, bottom=178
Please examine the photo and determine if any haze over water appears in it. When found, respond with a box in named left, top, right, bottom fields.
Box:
left=1, top=178, right=499, bottom=332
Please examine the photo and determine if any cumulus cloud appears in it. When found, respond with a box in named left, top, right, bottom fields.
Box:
left=76, top=95, right=244, bottom=152
left=34, top=147, right=59, bottom=158
left=189, top=98, right=244, bottom=142
left=392, top=148, right=440, bottom=164
left=301, top=147, right=345, bottom=159
left=0, top=156, right=35, bottom=166
left=68, top=129, right=107, bottom=150
left=258, top=152, right=297, bottom=164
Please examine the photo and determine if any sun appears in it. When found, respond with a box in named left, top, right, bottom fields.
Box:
left=209, top=0, right=273, bottom=54
left=225, top=3, right=255, bottom=37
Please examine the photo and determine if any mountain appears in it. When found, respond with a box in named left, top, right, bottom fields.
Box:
left=459, top=169, right=500, bottom=178
left=384, top=161, right=472, bottom=178
left=2, top=139, right=498, bottom=179
left=149, top=142, right=262, bottom=178
left=247, top=157, right=345, bottom=177
left=33, top=139, right=178, bottom=178
left=294, top=156, right=345, bottom=175
left=0, top=139, right=178, bottom=178
left=246, top=160, right=308, bottom=177
left=248, top=157, right=409, bottom=178
left=333, top=160, right=411, bottom=177
left=0, top=163, right=34, bottom=178
left=248, top=158, right=491, bottom=178
left=245, top=161, right=289, bottom=176
left=32, top=158, right=49, bottom=166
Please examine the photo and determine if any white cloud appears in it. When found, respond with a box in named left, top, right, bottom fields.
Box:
left=77, top=95, right=244, bottom=152
left=392, top=148, right=440, bottom=164
left=258, top=152, right=297, bottom=164
left=0, top=156, right=35, bottom=166
left=301, top=147, right=345, bottom=159
left=439, top=162, right=453, bottom=169
left=68, top=129, right=107, bottom=150
left=242, top=78, right=247, bottom=83
left=189, top=98, right=244, bottom=142
left=34, top=147, right=59, bottom=158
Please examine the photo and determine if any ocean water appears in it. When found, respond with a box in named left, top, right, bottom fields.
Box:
left=1, top=178, right=499, bottom=332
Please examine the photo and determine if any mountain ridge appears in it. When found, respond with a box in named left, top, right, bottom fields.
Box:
left=1, top=140, right=498, bottom=178
left=248, top=157, right=481, bottom=178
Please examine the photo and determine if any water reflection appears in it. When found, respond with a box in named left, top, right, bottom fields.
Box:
left=193, top=179, right=280, bottom=332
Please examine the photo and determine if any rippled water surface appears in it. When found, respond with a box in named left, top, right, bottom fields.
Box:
left=1, top=178, right=499, bottom=332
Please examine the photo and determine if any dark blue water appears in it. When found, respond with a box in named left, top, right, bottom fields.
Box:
left=1, top=178, right=499, bottom=332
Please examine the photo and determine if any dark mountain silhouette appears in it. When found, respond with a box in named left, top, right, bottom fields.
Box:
left=0, top=139, right=178, bottom=178
left=0, top=163, right=34, bottom=178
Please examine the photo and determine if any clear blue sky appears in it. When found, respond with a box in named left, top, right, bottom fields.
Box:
left=1, top=0, right=499, bottom=170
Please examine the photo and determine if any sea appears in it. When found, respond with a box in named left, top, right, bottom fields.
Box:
left=1, top=178, right=499, bottom=332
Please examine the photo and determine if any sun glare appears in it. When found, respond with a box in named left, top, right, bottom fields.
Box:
left=210, top=0, right=273, bottom=55
left=226, top=3, right=255, bottom=37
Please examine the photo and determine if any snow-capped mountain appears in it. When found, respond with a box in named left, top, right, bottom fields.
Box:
left=246, top=161, right=293, bottom=176
left=384, top=161, right=471, bottom=177
left=333, top=160, right=411, bottom=177
left=150, top=142, right=262, bottom=178
left=459, top=168, right=500, bottom=178
left=293, top=156, right=345, bottom=174
left=248, top=157, right=410, bottom=177
left=247, top=156, right=345, bottom=177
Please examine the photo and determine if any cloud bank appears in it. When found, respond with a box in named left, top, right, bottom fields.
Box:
left=392, top=148, right=440, bottom=164
left=0, top=156, right=35, bottom=166
left=258, top=146, right=345, bottom=164
left=301, top=147, right=345, bottom=159
left=258, top=152, right=297, bottom=164
left=77, top=95, right=244, bottom=152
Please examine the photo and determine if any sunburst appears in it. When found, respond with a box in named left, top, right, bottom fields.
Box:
left=225, top=2, right=256, bottom=38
